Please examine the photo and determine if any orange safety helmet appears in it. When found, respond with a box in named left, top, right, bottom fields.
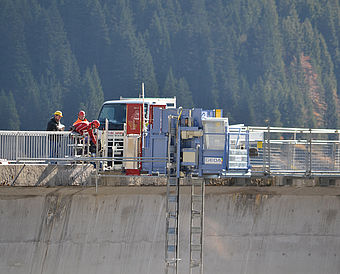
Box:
left=91, top=120, right=100, bottom=128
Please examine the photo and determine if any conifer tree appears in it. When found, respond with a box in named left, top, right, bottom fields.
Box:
left=0, top=0, right=340, bottom=129
left=177, top=78, right=193, bottom=108
left=0, top=90, right=20, bottom=130
left=80, top=65, right=105, bottom=120
left=162, top=68, right=177, bottom=98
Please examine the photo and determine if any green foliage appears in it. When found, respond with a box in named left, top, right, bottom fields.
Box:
left=1, top=0, right=340, bottom=129
left=80, top=65, right=105, bottom=121
left=0, top=90, right=20, bottom=130
left=162, top=68, right=193, bottom=108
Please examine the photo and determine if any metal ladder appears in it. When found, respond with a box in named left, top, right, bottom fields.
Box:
left=165, top=175, right=180, bottom=274
left=190, top=176, right=205, bottom=274
left=165, top=116, right=181, bottom=274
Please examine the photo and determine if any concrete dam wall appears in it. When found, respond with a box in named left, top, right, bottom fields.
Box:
left=0, top=186, right=339, bottom=274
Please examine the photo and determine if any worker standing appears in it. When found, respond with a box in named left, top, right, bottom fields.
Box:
left=73, top=110, right=87, bottom=126
left=46, top=110, right=65, bottom=131
left=46, top=110, right=65, bottom=162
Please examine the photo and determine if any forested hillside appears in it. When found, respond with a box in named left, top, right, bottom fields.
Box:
left=0, top=0, right=339, bottom=130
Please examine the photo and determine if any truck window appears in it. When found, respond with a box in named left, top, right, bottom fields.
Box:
left=98, top=103, right=126, bottom=130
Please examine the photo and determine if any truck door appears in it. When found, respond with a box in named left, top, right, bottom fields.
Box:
left=126, top=103, right=143, bottom=135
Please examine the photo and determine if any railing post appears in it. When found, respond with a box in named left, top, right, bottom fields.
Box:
left=287, top=140, right=292, bottom=171
left=338, top=133, right=340, bottom=171
left=95, top=158, right=99, bottom=193
left=309, top=129, right=312, bottom=175
left=332, top=142, right=336, bottom=171
left=292, top=132, right=296, bottom=170
left=263, top=132, right=266, bottom=175
left=267, top=126, right=271, bottom=175
left=306, top=128, right=312, bottom=176
left=15, top=132, right=19, bottom=162
left=45, top=133, right=48, bottom=160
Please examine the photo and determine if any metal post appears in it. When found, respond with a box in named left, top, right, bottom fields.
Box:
left=263, top=132, right=266, bottom=175
left=95, top=132, right=99, bottom=192
left=45, top=133, right=49, bottom=160
left=104, top=118, right=109, bottom=170
left=309, top=128, right=312, bottom=175
left=292, top=132, right=296, bottom=170
left=338, top=133, right=340, bottom=170
left=15, top=132, right=19, bottom=162
left=331, top=142, right=335, bottom=171
left=305, top=129, right=312, bottom=176
left=95, top=159, right=99, bottom=193
left=266, top=126, right=271, bottom=175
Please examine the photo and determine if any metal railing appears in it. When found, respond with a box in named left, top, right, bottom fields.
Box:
left=2, top=127, right=340, bottom=177
left=247, top=126, right=340, bottom=176
left=99, top=130, right=124, bottom=170
left=0, top=131, right=89, bottom=162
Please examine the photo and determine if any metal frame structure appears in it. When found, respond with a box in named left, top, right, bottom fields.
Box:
left=247, top=126, right=340, bottom=176
left=0, top=131, right=89, bottom=162
left=165, top=114, right=181, bottom=274
left=1, top=126, right=340, bottom=177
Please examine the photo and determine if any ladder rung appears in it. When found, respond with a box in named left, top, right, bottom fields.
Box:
left=168, top=195, right=178, bottom=202
left=191, top=244, right=201, bottom=251
left=192, top=210, right=201, bottom=216
left=166, top=260, right=177, bottom=266
left=191, top=227, right=201, bottom=234
left=167, top=245, right=176, bottom=252
left=168, top=211, right=177, bottom=218
left=168, top=180, right=178, bottom=186
left=166, top=258, right=181, bottom=263
left=192, top=195, right=202, bottom=201
left=167, top=227, right=176, bottom=234
left=190, top=260, right=200, bottom=267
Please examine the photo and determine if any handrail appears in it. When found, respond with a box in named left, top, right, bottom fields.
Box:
left=2, top=128, right=340, bottom=176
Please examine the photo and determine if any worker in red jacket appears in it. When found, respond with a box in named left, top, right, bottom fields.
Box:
left=72, top=120, right=100, bottom=145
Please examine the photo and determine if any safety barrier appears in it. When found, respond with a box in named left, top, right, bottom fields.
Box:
left=99, top=130, right=124, bottom=170
left=1, top=127, right=340, bottom=176
left=0, top=131, right=90, bottom=162
left=248, top=126, right=340, bottom=176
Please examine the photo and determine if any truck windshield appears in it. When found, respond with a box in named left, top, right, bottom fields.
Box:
left=98, top=103, right=126, bottom=130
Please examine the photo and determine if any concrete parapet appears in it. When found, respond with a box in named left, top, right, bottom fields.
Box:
left=0, top=164, right=95, bottom=186
left=99, top=172, right=168, bottom=186
left=1, top=164, right=340, bottom=187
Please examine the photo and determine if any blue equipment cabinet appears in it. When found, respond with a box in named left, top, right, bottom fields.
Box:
left=142, top=107, right=250, bottom=177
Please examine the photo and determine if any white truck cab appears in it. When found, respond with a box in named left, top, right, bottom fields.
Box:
left=98, top=97, right=176, bottom=131
left=97, top=96, right=176, bottom=172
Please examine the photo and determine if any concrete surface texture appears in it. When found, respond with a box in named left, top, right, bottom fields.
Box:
left=3, top=164, right=340, bottom=188
left=0, top=164, right=95, bottom=187
left=0, top=186, right=339, bottom=274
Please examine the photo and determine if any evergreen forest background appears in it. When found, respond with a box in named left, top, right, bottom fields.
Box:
left=0, top=0, right=340, bottom=130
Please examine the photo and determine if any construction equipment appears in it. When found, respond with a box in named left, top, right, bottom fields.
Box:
left=97, top=93, right=250, bottom=274
left=142, top=107, right=250, bottom=177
